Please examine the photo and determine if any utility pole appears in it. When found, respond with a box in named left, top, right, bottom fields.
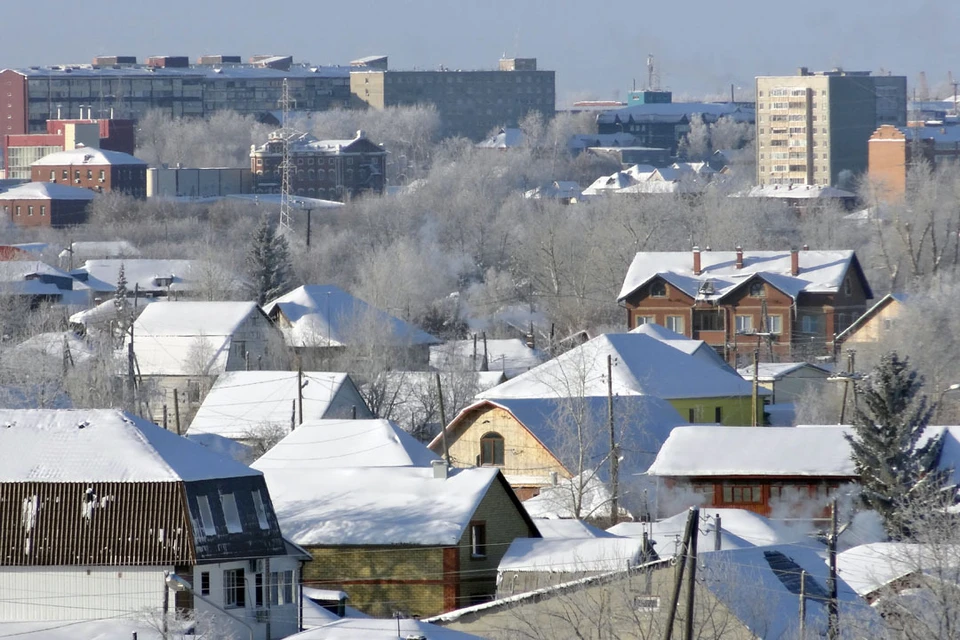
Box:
left=751, top=349, right=759, bottom=427
left=608, top=354, right=619, bottom=524
left=162, top=578, right=169, bottom=640
left=683, top=507, right=700, bottom=640
left=127, top=342, right=136, bottom=415
left=173, top=389, right=181, bottom=436
left=827, top=498, right=839, bottom=640
left=305, top=207, right=312, bottom=247
left=436, top=373, right=450, bottom=465
left=297, top=362, right=305, bottom=427
left=662, top=507, right=697, bottom=640
left=839, top=349, right=856, bottom=424
left=714, top=513, right=722, bottom=551
left=799, top=569, right=807, bottom=639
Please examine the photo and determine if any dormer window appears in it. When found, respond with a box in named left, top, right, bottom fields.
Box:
left=153, top=276, right=174, bottom=287
left=650, top=281, right=667, bottom=298
left=749, top=281, right=765, bottom=297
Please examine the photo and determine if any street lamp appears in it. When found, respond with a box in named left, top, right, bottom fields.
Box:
left=164, top=572, right=254, bottom=640
left=936, top=383, right=960, bottom=422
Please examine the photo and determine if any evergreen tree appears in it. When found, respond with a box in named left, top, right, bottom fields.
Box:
left=845, top=352, right=953, bottom=538
left=113, top=262, right=130, bottom=338
left=247, top=215, right=292, bottom=305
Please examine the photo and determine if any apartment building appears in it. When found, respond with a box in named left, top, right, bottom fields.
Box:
left=349, top=57, right=555, bottom=140
left=755, top=68, right=906, bottom=187
left=3, top=118, right=134, bottom=179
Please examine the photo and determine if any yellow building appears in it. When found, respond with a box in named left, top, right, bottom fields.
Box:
left=835, top=293, right=908, bottom=346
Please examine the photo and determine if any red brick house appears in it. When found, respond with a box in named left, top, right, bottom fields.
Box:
left=31, top=146, right=147, bottom=198
left=0, top=182, right=95, bottom=227
left=617, top=248, right=873, bottom=366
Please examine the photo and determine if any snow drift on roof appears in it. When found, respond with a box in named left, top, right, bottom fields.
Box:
left=72, top=258, right=229, bottom=293
left=0, top=182, right=97, bottom=200
left=0, top=409, right=260, bottom=482
left=32, top=146, right=146, bottom=166
left=499, top=536, right=646, bottom=573
left=133, top=300, right=257, bottom=336
left=533, top=518, right=616, bottom=539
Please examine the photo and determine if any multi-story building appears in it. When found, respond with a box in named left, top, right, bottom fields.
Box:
left=0, top=182, right=95, bottom=227
left=31, top=146, right=147, bottom=198
left=596, top=101, right=754, bottom=154
left=0, top=55, right=351, bottom=153
left=349, top=57, right=555, bottom=140
left=867, top=123, right=960, bottom=201
left=3, top=118, right=135, bottom=179
left=250, top=130, right=387, bottom=200
left=755, top=68, right=907, bottom=187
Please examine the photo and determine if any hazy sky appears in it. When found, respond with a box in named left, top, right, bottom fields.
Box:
left=5, top=1, right=956, bottom=105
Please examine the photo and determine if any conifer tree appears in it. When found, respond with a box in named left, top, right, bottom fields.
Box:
left=247, top=215, right=292, bottom=305
left=845, top=352, right=953, bottom=538
left=113, top=262, right=130, bottom=337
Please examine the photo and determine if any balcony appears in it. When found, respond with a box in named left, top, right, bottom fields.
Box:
left=692, top=329, right=726, bottom=344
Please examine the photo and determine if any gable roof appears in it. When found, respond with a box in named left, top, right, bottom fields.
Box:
left=187, top=371, right=369, bottom=439
left=736, top=361, right=831, bottom=382
left=264, top=284, right=439, bottom=348
left=498, top=536, right=647, bottom=573
left=0, top=182, right=97, bottom=201
left=618, top=250, right=873, bottom=302
left=32, top=146, right=146, bottom=166
left=647, top=426, right=856, bottom=477
left=71, top=258, right=231, bottom=294
left=835, top=542, right=958, bottom=597
left=629, top=322, right=733, bottom=370
left=835, top=292, right=908, bottom=343
left=0, top=409, right=260, bottom=482
left=253, top=418, right=441, bottom=469
left=475, top=333, right=761, bottom=401
left=133, top=300, right=258, bottom=336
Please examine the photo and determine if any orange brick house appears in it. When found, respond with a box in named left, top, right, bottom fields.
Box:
left=617, top=248, right=873, bottom=366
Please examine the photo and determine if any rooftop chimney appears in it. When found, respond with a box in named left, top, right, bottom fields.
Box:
left=693, top=246, right=702, bottom=275
left=790, top=247, right=800, bottom=276
left=802, top=244, right=809, bottom=251
left=735, top=246, right=744, bottom=270
left=432, top=459, right=449, bottom=480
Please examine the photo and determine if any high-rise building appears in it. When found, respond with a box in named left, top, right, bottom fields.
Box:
left=349, top=57, right=555, bottom=140
left=755, top=68, right=906, bottom=187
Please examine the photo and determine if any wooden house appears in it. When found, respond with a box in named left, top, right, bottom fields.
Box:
left=0, top=409, right=306, bottom=639
left=835, top=293, right=908, bottom=347
left=618, top=248, right=873, bottom=366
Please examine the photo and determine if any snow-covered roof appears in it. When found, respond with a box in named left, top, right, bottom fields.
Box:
left=616, top=179, right=704, bottom=195
left=187, top=371, right=366, bottom=439
left=289, top=617, right=485, bottom=639
left=582, top=171, right=635, bottom=195
left=533, top=518, right=616, bottom=539
left=253, top=418, right=440, bottom=469
left=58, top=240, right=139, bottom=261
left=596, top=102, right=754, bottom=126
left=3, top=331, right=96, bottom=366
left=255, top=463, right=501, bottom=546
left=68, top=296, right=155, bottom=326
left=0, top=261, right=80, bottom=299
left=32, top=146, right=146, bottom=166
left=429, top=338, right=546, bottom=378
left=264, top=284, right=439, bottom=348
left=0, top=409, right=260, bottom=482
left=10, top=62, right=350, bottom=80
left=0, top=182, right=97, bottom=201
left=835, top=543, right=958, bottom=597
left=618, top=249, right=871, bottom=302
left=629, top=322, right=733, bottom=370
left=740, top=184, right=856, bottom=199
left=476, top=332, right=761, bottom=401
left=521, top=473, right=616, bottom=520
left=647, top=426, right=856, bottom=477
left=499, top=536, right=646, bottom=573
left=71, top=258, right=230, bottom=294
left=476, top=127, right=524, bottom=149
left=523, top=181, right=583, bottom=200
left=736, top=361, right=831, bottom=382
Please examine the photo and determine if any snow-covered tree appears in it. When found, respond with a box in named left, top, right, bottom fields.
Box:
left=247, top=216, right=292, bottom=305
left=113, top=262, right=130, bottom=338
left=846, top=352, right=953, bottom=538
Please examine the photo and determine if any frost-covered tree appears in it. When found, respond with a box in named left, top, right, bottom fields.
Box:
left=845, top=352, right=953, bottom=538
left=247, top=216, right=292, bottom=305
left=113, top=262, right=130, bottom=338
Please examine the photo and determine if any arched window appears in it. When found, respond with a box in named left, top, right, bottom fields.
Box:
left=480, top=432, right=504, bottom=466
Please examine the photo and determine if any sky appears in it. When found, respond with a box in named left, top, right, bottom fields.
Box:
left=4, top=1, right=957, bottom=106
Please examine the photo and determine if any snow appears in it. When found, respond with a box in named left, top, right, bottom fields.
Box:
left=253, top=418, right=441, bottom=469
left=476, top=127, right=524, bottom=148
left=533, top=518, right=616, bottom=539
left=5, top=331, right=95, bottom=365
left=737, top=361, right=830, bottom=381
left=476, top=332, right=761, bottom=401
left=301, top=596, right=342, bottom=628
left=0, top=182, right=97, bottom=200
left=187, top=371, right=366, bottom=439
left=185, top=432, right=253, bottom=464
left=71, top=258, right=236, bottom=294
left=596, top=102, right=753, bottom=126
left=264, top=284, right=439, bottom=348
left=499, top=536, right=646, bottom=573
left=521, top=472, right=616, bottom=520
left=256, top=463, right=499, bottom=546
left=0, top=409, right=261, bottom=482
left=58, top=240, right=139, bottom=261
left=742, top=184, right=856, bottom=199
left=430, top=338, right=546, bottom=378
left=288, top=617, right=485, bottom=639
left=0, top=619, right=170, bottom=640
left=32, top=146, right=146, bottom=166
left=618, top=249, right=867, bottom=302
left=835, top=543, right=938, bottom=597
left=69, top=296, right=155, bottom=327
left=629, top=322, right=733, bottom=370
left=647, top=426, right=856, bottom=477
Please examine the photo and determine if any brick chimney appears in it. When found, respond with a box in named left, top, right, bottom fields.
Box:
left=735, top=246, right=744, bottom=270
left=790, top=247, right=799, bottom=276
left=693, top=246, right=702, bottom=275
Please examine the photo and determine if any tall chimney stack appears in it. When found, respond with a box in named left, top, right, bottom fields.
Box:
left=693, top=246, right=702, bottom=275
left=735, top=246, right=744, bottom=270
left=790, top=247, right=799, bottom=276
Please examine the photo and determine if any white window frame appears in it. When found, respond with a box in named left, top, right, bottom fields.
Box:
left=665, top=315, right=684, bottom=334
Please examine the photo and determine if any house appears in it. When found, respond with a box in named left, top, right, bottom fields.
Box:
left=0, top=182, right=95, bottom=227
left=263, top=284, right=440, bottom=366
left=128, top=301, right=280, bottom=416
left=429, top=545, right=869, bottom=639
left=0, top=409, right=305, bottom=640
left=430, top=395, right=687, bottom=504
left=629, top=322, right=735, bottom=371
left=736, top=361, right=832, bottom=404
left=647, top=426, right=857, bottom=518
left=475, top=331, right=766, bottom=425
left=835, top=293, right=908, bottom=346
left=57, top=240, right=139, bottom=269
left=70, top=258, right=240, bottom=300
left=618, top=247, right=874, bottom=365
left=430, top=337, right=546, bottom=378
left=476, top=127, right=524, bottom=149
left=596, top=101, right=754, bottom=154
left=252, top=419, right=541, bottom=616
left=31, top=146, right=147, bottom=198
left=0, top=260, right=89, bottom=307
left=735, top=184, right=858, bottom=212
left=836, top=542, right=960, bottom=604
left=187, top=371, right=372, bottom=444
left=522, top=180, right=583, bottom=203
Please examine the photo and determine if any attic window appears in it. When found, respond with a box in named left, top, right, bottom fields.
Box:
left=748, top=281, right=765, bottom=297
left=196, top=495, right=217, bottom=536
left=153, top=275, right=174, bottom=287
left=480, top=432, right=504, bottom=466
left=650, top=281, right=667, bottom=298
left=252, top=490, right=270, bottom=530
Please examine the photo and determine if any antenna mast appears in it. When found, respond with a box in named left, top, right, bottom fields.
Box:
left=279, top=79, right=295, bottom=231
left=646, top=54, right=660, bottom=91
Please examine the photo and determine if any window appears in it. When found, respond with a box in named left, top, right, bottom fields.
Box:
left=221, top=493, right=242, bottom=533
left=224, top=568, right=245, bottom=608
left=635, top=315, right=655, bottom=328
left=99, top=170, right=105, bottom=181
left=649, top=280, right=666, bottom=297
left=735, top=315, right=753, bottom=334
left=252, top=490, right=270, bottom=529
left=39, top=206, right=45, bottom=216
left=231, top=340, right=246, bottom=359
left=62, top=169, right=68, bottom=179
left=765, top=315, right=783, bottom=334
left=27, top=205, right=33, bottom=216
left=196, top=495, right=217, bottom=536
left=49, top=170, right=55, bottom=181
left=255, top=572, right=264, bottom=607
left=200, top=571, right=210, bottom=596
left=15, top=206, right=20, bottom=216
left=748, top=281, right=765, bottom=297
left=187, top=380, right=202, bottom=403
left=692, top=310, right=724, bottom=332
left=665, top=316, right=684, bottom=334
left=470, top=522, right=487, bottom=558
left=722, top=484, right=762, bottom=504
left=480, top=432, right=504, bottom=466
left=714, top=407, right=723, bottom=423
left=270, top=570, right=295, bottom=605
left=843, top=277, right=852, bottom=296
left=87, top=169, right=93, bottom=179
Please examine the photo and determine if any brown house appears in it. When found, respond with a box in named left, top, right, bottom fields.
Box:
left=0, top=182, right=94, bottom=227
left=250, top=130, right=386, bottom=201
left=31, top=145, right=147, bottom=198
left=618, top=248, right=873, bottom=366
